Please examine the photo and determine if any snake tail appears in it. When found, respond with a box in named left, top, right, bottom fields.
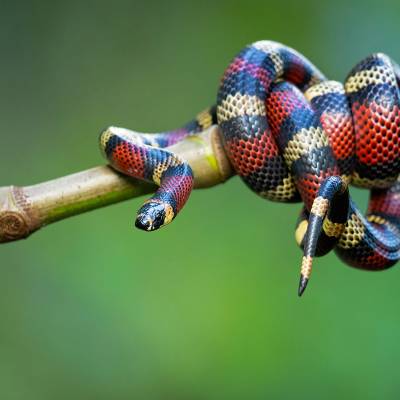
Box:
left=298, top=176, right=349, bottom=296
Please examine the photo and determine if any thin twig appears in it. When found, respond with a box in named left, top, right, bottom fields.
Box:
left=0, top=126, right=233, bottom=243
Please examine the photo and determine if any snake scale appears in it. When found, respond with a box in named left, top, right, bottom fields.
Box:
left=99, top=41, right=400, bottom=296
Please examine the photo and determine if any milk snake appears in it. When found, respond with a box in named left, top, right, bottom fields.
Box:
left=99, top=41, right=400, bottom=296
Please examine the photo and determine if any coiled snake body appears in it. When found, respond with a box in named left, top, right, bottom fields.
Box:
left=99, top=41, right=400, bottom=295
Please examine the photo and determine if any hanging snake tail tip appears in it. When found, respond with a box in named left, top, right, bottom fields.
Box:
left=298, top=255, right=313, bottom=297
left=297, top=194, right=330, bottom=297
left=298, top=275, right=309, bottom=297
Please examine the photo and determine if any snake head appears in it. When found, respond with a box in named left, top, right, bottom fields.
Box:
left=135, top=200, right=175, bottom=231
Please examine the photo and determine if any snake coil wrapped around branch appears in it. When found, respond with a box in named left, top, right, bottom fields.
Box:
left=0, top=126, right=233, bottom=243
left=3, top=40, right=400, bottom=297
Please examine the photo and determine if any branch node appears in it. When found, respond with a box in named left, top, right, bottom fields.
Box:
left=0, top=187, right=40, bottom=243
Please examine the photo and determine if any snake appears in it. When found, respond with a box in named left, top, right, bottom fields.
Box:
left=99, top=40, right=400, bottom=296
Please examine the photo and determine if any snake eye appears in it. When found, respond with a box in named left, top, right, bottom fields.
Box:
left=135, top=201, right=167, bottom=231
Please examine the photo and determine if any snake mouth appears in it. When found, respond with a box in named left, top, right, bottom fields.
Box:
left=135, top=214, right=155, bottom=231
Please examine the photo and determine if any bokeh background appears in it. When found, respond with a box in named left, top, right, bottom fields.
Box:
left=1, top=0, right=400, bottom=398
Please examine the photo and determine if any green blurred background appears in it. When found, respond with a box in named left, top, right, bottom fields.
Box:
left=1, top=0, right=400, bottom=398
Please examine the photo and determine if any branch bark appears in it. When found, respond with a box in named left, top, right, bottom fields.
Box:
left=0, top=126, right=233, bottom=243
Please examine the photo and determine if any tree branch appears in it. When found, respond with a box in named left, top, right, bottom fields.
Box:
left=0, top=126, right=233, bottom=243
